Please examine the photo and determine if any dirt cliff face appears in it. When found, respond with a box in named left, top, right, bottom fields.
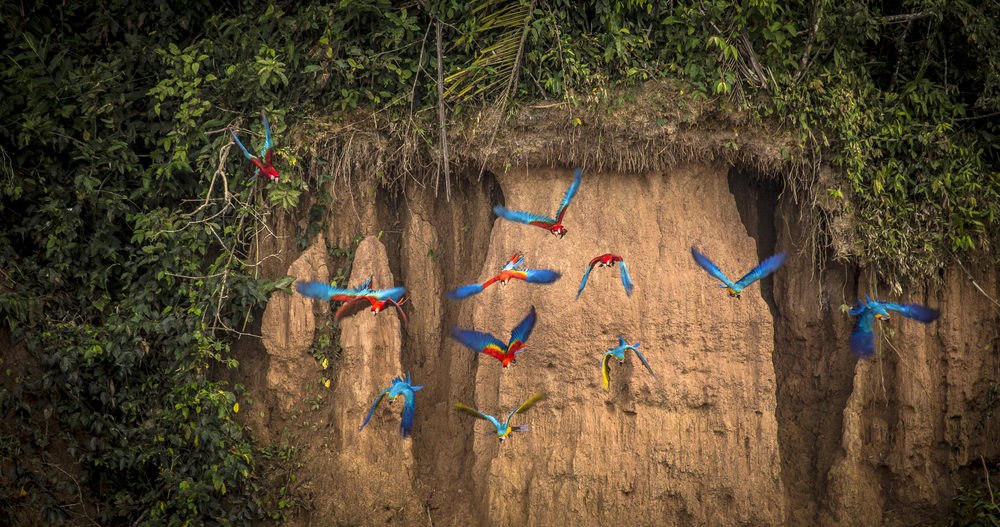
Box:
left=239, top=162, right=1000, bottom=526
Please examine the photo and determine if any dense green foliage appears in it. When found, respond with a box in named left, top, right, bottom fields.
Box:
left=0, top=0, right=997, bottom=524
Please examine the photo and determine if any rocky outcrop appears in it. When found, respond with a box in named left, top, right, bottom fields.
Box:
left=241, top=162, right=1000, bottom=526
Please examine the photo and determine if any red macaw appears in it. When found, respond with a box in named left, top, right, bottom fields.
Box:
left=450, top=306, right=536, bottom=368
left=576, top=254, right=633, bottom=300
left=296, top=276, right=396, bottom=303
left=230, top=110, right=279, bottom=182
left=446, top=253, right=560, bottom=300
left=335, top=295, right=409, bottom=330
left=493, top=167, right=582, bottom=238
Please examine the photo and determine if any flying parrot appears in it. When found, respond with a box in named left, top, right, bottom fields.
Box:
left=453, top=393, right=546, bottom=442
left=446, top=253, right=560, bottom=300
left=602, top=336, right=656, bottom=392
left=691, top=247, right=787, bottom=299
left=335, top=292, right=410, bottom=330
left=295, top=275, right=396, bottom=303
left=359, top=372, right=423, bottom=438
left=230, top=110, right=280, bottom=182
left=848, top=295, right=940, bottom=359
left=450, top=306, right=537, bottom=368
left=493, top=167, right=583, bottom=238
left=576, top=253, right=633, bottom=300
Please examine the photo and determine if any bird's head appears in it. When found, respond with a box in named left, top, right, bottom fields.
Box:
left=262, top=167, right=280, bottom=181
left=552, top=225, right=568, bottom=238
left=726, top=288, right=741, bottom=299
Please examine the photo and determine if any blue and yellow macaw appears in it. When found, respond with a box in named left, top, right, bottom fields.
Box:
left=493, top=168, right=582, bottom=238
left=450, top=306, right=537, bottom=368
left=576, top=253, right=633, bottom=300
left=691, top=247, right=787, bottom=299
left=359, top=373, right=423, bottom=438
left=848, top=295, right=940, bottom=359
left=446, top=253, right=560, bottom=300
left=295, top=275, right=391, bottom=303
left=230, top=110, right=279, bottom=182
left=602, top=336, right=656, bottom=391
left=453, top=393, right=546, bottom=442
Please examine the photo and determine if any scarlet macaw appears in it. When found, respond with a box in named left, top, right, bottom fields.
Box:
left=359, top=373, right=423, bottom=438
left=691, top=247, right=787, bottom=299
left=450, top=306, right=536, bottom=368
left=295, top=275, right=390, bottom=303
left=493, top=168, right=582, bottom=238
left=848, top=295, right=940, bottom=359
left=230, top=110, right=279, bottom=182
left=453, top=393, right=545, bottom=442
left=575, top=253, right=633, bottom=300
left=446, top=253, right=560, bottom=300
left=602, top=336, right=656, bottom=392
left=335, top=294, right=410, bottom=330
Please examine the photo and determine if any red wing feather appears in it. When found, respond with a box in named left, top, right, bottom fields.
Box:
left=335, top=297, right=374, bottom=323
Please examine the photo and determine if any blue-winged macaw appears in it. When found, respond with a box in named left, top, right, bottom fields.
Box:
left=335, top=291, right=410, bottom=330
left=359, top=373, right=423, bottom=438
left=230, top=110, right=279, bottom=182
left=296, top=275, right=388, bottom=303
left=453, top=393, right=545, bottom=442
left=848, top=295, right=940, bottom=359
left=602, top=336, right=656, bottom=391
left=691, top=247, right=787, bottom=299
left=493, top=168, right=582, bottom=238
left=446, top=253, right=560, bottom=300
left=575, top=253, right=633, bottom=301
left=450, top=306, right=536, bottom=368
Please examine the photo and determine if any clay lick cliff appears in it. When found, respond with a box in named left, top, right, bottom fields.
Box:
left=234, top=162, right=999, bottom=527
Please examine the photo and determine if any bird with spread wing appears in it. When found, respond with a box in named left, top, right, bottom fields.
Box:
left=229, top=110, right=280, bottom=182
left=453, top=393, right=546, bottom=442
left=359, top=373, right=423, bottom=438
left=848, top=295, right=940, bottom=359
left=691, top=247, right=787, bottom=299
left=493, top=168, right=582, bottom=238
left=576, top=253, right=634, bottom=300
left=450, top=306, right=537, bottom=368
left=446, top=253, right=560, bottom=300
left=602, top=336, right=656, bottom=391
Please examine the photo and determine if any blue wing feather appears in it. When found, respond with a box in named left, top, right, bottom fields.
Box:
left=883, top=302, right=940, bottom=323
left=733, top=251, right=787, bottom=290
left=494, top=205, right=557, bottom=226
left=691, top=248, right=737, bottom=289
left=451, top=326, right=509, bottom=355
left=446, top=283, right=484, bottom=300
left=523, top=269, right=561, bottom=283
left=261, top=110, right=274, bottom=155
left=509, top=306, right=537, bottom=347
left=506, top=393, right=545, bottom=426
left=399, top=393, right=417, bottom=438
left=296, top=280, right=356, bottom=301
left=454, top=403, right=503, bottom=432
left=619, top=260, right=634, bottom=297
left=370, top=287, right=406, bottom=302
left=849, top=325, right=876, bottom=359
left=554, top=168, right=583, bottom=222
left=359, top=389, right=390, bottom=431
left=630, top=344, right=656, bottom=379
left=575, top=263, right=595, bottom=301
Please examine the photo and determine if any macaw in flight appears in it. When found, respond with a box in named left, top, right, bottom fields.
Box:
left=446, top=253, right=560, bottom=300
left=576, top=253, right=633, bottom=301
left=230, top=110, right=279, bottom=182
left=359, top=372, right=423, bottom=438
left=848, top=295, right=940, bottom=359
left=493, top=167, right=583, bottom=238
left=450, top=306, right=537, bottom=368
left=602, top=336, right=656, bottom=392
left=691, top=247, right=787, bottom=299
left=295, top=275, right=387, bottom=303
left=334, top=288, right=410, bottom=330
left=453, top=393, right=546, bottom=442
